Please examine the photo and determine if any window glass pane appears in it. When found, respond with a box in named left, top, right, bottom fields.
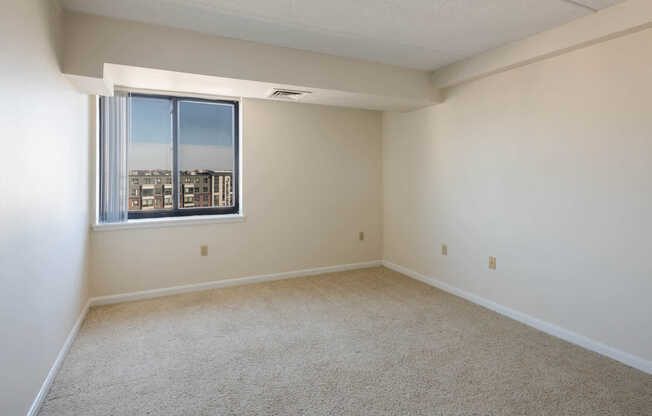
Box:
left=178, top=101, right=235, bottom=208
left=128, top=96, right=173, bottom=212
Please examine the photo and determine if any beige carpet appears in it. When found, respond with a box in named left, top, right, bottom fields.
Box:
left=40, top=267, right=651, bottom=415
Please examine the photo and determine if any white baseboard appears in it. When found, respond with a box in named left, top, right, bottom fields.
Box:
left=27, top=299, right=91, bottom=416
left=382, top=260, right=652, bottom=375
left=28, top=258, right=647, bottom=416
left=89, top=260, right=383, bottom=306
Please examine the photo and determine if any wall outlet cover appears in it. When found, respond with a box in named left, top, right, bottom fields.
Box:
left=489, top=256, right=496, bottom=270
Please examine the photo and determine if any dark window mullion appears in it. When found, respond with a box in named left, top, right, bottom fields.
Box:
left=172, top=97, right=179, bottom=211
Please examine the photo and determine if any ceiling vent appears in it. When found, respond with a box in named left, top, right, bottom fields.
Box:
left=268, top=88, right=312, bottom=100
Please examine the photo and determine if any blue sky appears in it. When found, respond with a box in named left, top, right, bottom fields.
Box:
left=129, top=96, right=234, bottom=170
left=131, top=96, right=233, bottom=146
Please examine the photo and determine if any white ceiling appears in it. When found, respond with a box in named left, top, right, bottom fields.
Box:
left=60, top=0, right=625, bottom=71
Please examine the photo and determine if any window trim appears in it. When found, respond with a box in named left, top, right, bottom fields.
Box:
left=99, top=92, right=240, bottom=221
left=92, top=214, right=246, bottom=231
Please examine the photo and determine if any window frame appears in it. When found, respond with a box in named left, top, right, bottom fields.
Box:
left=100, top=92, right=240, bottom=221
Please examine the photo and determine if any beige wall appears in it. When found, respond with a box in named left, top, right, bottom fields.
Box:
left=0, top=1, right=91, bottom=415
left=383, top=29, right=652, bottom=363
left=91, top=99, right=382, bottom=296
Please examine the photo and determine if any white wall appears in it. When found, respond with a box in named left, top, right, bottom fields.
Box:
left=91, top=99, right=382, bottom=296
left=0, top=1, right=91, bottom=415
left=383, top=28, right=652, bottom=363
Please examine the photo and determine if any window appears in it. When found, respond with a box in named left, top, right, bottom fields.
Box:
left=100, top=93, right=239, bottom=220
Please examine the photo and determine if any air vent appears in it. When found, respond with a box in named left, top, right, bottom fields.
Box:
left=268, top=88, right=312, bottom=100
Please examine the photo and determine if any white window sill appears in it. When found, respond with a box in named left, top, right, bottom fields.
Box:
left=92, top=214, right=246, bottom=231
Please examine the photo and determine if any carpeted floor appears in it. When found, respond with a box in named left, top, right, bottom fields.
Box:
left=40, top=267, right=652, bottom=415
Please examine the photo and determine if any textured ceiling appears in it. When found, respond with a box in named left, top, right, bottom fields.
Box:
left=60, top=0, right=625, bottom=70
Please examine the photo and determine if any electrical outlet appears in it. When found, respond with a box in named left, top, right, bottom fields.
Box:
left=359, top=231, right=364, bottom=241
left=200, top=245, right=208, bottom=256
left=489, top=256, right=496, bottom=270
left=442, top=244, right=447, bottom=255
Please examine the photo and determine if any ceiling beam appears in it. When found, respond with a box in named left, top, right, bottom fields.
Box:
left=431, top=0, right=652, bottom=89
left=62, top=11, right=441, bottom=110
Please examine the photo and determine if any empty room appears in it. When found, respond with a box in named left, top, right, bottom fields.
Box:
left=2, top=0, right=652, bottom=414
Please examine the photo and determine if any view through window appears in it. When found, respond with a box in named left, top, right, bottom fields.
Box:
left=124, top=93, right=238, bottom=218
